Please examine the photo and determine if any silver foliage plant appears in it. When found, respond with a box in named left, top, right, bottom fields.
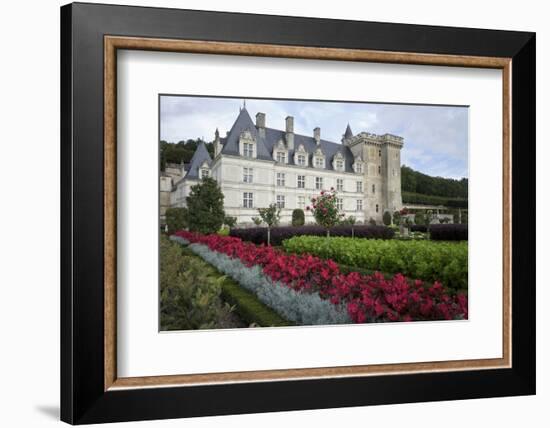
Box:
left=169, top=236, right=351, bottom=325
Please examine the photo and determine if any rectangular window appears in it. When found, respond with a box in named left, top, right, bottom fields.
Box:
left=243, top=167, right=253, bottom=183
left=315, top=157, right=324, bottom=168
left=276, top=172, right=285, bottom=187
left=336, top=178, right=343, bottom=192
left=297, top=154, right=306, bottom=166
left=201, top=169, right=209, bottom=179
left=336, top=159, right=344, bottom=170
left=356, top=199, right=363, bottom=212
left=315, top=177, right=323, bottom=190
left=243, top=192, right=253, bottom=208
left=297, top=175, right=305, bottom=189
left=276, top=152, right=286, bottom=163
left=379, top=149, right=382, bottom=157
left=276, top=195, right=285, bottom=209
left=243, top=143, right=254, bottom=158
left=372, top=184, right=376, bottom=194
left=356, top=163, right=363, bottom=173
left=336, top=198, right=343, bottom=211
left=356, top=181, right=363, bottom=193
left=376, top=204, right=379, bottom=213
left=298, top=195, right=306, bottom=209
left=378, top=165, right=381, bottom=175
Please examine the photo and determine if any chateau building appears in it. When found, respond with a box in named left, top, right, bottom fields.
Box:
left=170, top=107, right=404, bottom=224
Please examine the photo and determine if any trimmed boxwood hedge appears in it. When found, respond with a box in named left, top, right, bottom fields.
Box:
left=429, top=224, right=468, bottom=241
left=402, top=191, right=468, bottom=208
left=229, top=224, right=394, bottom=245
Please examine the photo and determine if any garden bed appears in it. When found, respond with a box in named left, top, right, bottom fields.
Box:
left=283, top=236, right=468, bottom=291
left=173, top=231, right=468, bottom=323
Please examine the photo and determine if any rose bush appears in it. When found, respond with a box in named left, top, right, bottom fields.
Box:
left=174, top=231, right=468, bottom=322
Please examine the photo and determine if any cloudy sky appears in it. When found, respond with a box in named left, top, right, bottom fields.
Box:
left=160, top=96, right=468, bottom=179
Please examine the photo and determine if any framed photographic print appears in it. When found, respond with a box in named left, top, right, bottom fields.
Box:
left=60, top=2, right=536, bottom=424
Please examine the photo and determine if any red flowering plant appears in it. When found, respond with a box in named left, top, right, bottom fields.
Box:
left=173, top=230, right=468, bottom=323
left=307, top=188, right=343, bottom=237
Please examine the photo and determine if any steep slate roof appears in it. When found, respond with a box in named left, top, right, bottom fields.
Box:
left=344, top=123, right=353, bottom=139
left=220, top=108, right=272, bottom=160
left=184, top=141, right=212, bottom=179
left=220, top=109, right=358, bottom=172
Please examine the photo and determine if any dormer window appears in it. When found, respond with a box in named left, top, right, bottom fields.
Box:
left=199, top=160, right=210, bottom=180
left=313, top=148, right=325, bottom=169
left=243, top=143, right=254, bottom=157
left=315, top=157, right=324, bottom=168
left=332, top=152, right=345, bottom=171
left=294, top=144, right=308, bottom=167
left=239, top=130, right=256, bottom=158
left=273, top=140, right=288, bottom=164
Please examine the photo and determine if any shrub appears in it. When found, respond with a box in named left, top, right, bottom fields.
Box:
left=173, top=232, right=467, bottom=323
left=429, top=224, right=468, bottom=241
left=410, top=224, right=428, bottom=233
left=223, top=216, right=237, bottom=228
left=229, top=224, right=394, bottom=246
left=165, top=207, right=188, bottom=234
left=283, top=236, right=468, bottom=291
left=383, top=211, right=392, bottom=226
left=159, top=236, right=233, bottom=330
left=368, top=218, right=377, bottom=226
left=292, top=208, right=305, bottom=226
left=415, top=212, right=426, bottom=225
left=186, top=177, right=225, bottom=234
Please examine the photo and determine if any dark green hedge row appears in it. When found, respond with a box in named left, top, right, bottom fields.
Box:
left=402, top=191, right=468, bottom=208
left=230, top=225, right=394, bottom=246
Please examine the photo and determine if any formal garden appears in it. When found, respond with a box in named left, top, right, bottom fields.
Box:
left=161, top=177, right=468, bottom=330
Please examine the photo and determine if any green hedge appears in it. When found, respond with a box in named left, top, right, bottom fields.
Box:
left=402, top=191, right=468, bottom=208
left=179, top=247, right=292, bottom=327
left=283, top=236, right=468, bottom=291
left=220, top=281, right=294, bottom=327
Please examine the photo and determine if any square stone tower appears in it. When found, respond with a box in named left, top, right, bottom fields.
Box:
left=343, top=129, right=404, bottom=221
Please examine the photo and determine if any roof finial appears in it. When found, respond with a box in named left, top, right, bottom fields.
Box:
left=243, top=99, right=247, bottom=110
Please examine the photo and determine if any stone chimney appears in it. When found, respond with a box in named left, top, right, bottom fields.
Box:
left=314, top=127, right=321, bottom=144
left=256, top=112, right=266, bottom=138
left=285, top=116, right=294, bottom=150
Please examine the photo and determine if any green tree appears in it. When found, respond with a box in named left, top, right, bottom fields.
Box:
left=251, top=216, right=262, bottom=226
left=345, top=215, right=357, bottom=238
left=257, top=203, right=281, bottom=246
left=291, top=209, right=305, bottom=226
left=186, top=177, right=225, bottom=234
left=165, top=207, right=188, bottom=234
left=308, top=189, right=342, bottom=237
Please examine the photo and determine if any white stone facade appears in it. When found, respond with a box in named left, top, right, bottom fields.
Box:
left=169, top=109, right=404, bottom=225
